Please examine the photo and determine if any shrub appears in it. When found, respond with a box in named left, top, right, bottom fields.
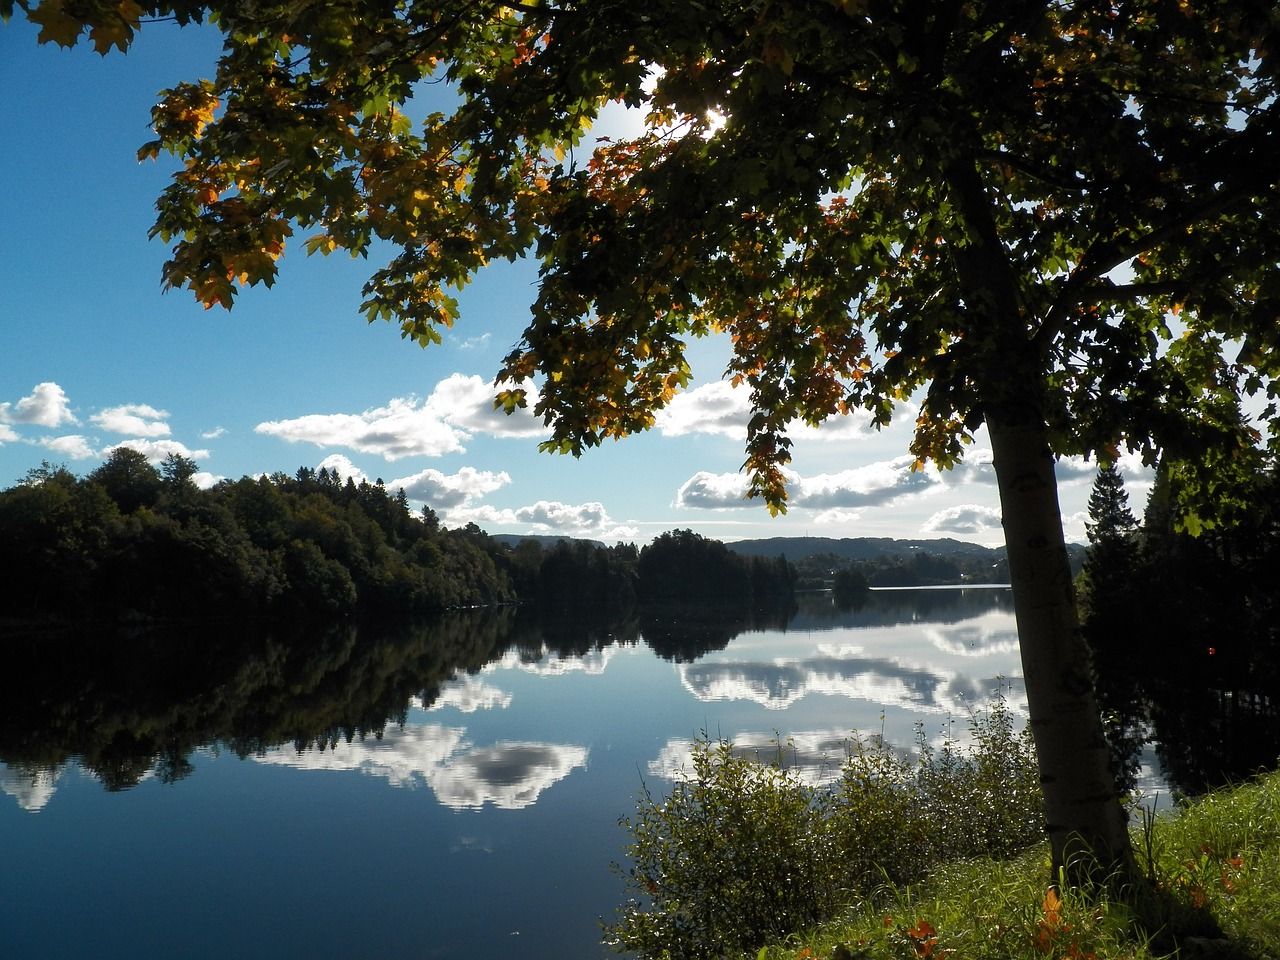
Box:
left=608, top=694, right=1044, bottom=959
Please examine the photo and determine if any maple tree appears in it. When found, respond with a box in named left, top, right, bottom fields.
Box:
left=9, top=0, right=1280, bottom=878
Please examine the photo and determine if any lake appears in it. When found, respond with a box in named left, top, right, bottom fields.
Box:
left=0, top=587, right=1208, bottom=958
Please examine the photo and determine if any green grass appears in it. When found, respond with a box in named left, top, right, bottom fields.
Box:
left=753, top=772, right=1280, bottom=960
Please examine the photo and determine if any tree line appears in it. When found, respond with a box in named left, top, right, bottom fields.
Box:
left=0, top=450, right=795, bottom=624
left=1079, top=460, right=1280, bottom=798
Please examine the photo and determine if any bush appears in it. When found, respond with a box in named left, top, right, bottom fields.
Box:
left=607, top=694, right=1044, bottom=960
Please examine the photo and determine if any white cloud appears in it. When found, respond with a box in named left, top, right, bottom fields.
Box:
left=90, top=404, right=171, bottom=437
left=677, top=455, right=937, bottom=512
left=256, top=396, right=465, bottom=459
left=796, top=409, right=878, bottom=442
left=795, top=455, right=935, bottom=509
left=454, top=500, right=638, bottom=540
left=424, top=373, right=546, bottom=439
left=922, top=504, right=1003, bottom=536
left=316, top=453, right=368, bottom=483
left=674, top=470, right=753, bottom=509
left=201, top=426, right=227, bottom=440
left=0, top=382, right=77, bottom=427
left=101, top=439, right=210, bottom=464
left=388, top=466, right=511, bottom=509
left=656, top=380, right=749, bottom=438
left=254, top=374, right=546, bottom=461
left=39, top=435, right=96, bottom=459
left=452, top=332, right=492, bottom=350
left=0, top=425, right=17, bottom=444
left=192, top=472, right=221, bottom=490
left=656, top=379, right=877, bottom=441
left=945, top=447, right=997, bottom=484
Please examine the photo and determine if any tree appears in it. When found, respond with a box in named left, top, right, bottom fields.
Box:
left=15, top=0, right=1280, bottom=878
left=1078, top=464, right=1144, bottom=795
left=1085, top=463, right=1138, bottom=550
left=89, top=446, right=163, bottom=514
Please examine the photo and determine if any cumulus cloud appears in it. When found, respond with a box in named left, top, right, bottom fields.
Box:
left=454, top=500, right=638, bottom=541
left=254, top=374, right=546, bottom=461
left=922, top=504, right=1003, bottom=536
left=0, top=425, right=17, bottom=444
left=201, top=426, right=227, bottom=440
left=39, top=435, right=96, bottom=459
left=1056, top=450, right=1151, bottom=486
left=388, top=466, right=511, bottom=510
left=674, top=470, right=753, bottom=509
left=656, top=380, right=750, bottom=438
left=0, top=382, right=77, bottom=427
left=655, top=379, right=877, bottom=441
left=256, top=396, right=465, bottom=459
left=102, top=439, right=210, bottom=464
left=90, top=403, right=171, bottom=437
left=677, top=455, right=937, bottom=512
left=796, top=455, right=935, bottom=509
left=316, top=453, right=369, bottom=483
left=426, top=373, right=546, bottom=438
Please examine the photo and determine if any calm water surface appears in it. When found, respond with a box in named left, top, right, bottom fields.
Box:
left=0, top=588, right=1166, bottom=959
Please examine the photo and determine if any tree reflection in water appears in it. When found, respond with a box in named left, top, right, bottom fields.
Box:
left=0, top=589, right=1272, bottom=805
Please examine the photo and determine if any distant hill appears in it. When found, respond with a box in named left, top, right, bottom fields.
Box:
left=725, top=535, right=1087, bottom=576
left=724, top=536, right=1005, bottom=561
left=491, top=534, right=607, bottom=550
left=490, top=532, right=1084, bottom=576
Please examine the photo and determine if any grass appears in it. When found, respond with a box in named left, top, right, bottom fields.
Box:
left=753, top=772, right=1280, bottom=960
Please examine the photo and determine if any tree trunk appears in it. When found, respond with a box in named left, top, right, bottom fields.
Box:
left=987, top=410, right=1135, bottom=880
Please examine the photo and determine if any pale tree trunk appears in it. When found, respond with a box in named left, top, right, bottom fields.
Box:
left=942, top=146, right=1136, bottom=879
left=987, top=410, right=1135, bottom=879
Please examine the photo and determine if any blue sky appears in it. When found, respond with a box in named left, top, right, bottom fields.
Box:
left=0, top=19, right=1140, bottom=545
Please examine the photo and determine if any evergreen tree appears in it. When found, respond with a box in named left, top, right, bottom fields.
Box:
left=1085, top=463, right=1138, bottom=548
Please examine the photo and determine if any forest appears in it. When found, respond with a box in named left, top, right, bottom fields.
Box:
left=0, top=449, right=795, bottom=624
left=1079, top=461, right=1280, bottom=798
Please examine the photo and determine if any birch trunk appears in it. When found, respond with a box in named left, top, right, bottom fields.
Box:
left=987, top=410, right=1135, bottom=878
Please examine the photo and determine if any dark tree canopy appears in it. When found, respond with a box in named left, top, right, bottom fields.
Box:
left=11, top=0, right=1280, bottom=877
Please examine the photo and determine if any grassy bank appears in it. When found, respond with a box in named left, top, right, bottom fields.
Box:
left=754, top=770, right=1280, bottom=960
left=606, top=701, right=1279, bottom=960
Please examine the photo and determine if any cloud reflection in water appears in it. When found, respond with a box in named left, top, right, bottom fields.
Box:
left=257, top=723, right=588, bottom=810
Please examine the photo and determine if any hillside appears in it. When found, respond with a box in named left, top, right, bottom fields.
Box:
left=724, top=536, right=1007, bottom=562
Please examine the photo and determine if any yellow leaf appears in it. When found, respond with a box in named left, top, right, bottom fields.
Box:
left=28, top=0, right=84, bottom=48
left=90, top=19, right=131, bottom=54
left=1041, top=888, right=1063, bottom=928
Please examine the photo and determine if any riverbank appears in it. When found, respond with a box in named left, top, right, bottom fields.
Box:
left=750, top=770, right=1280, bottom=960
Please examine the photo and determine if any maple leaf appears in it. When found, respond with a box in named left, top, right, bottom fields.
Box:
left=1041, top=888, right=1064, bottom=930
left=28, top=0, right=84, bottom=48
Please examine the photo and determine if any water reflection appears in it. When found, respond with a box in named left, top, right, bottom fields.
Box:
left=0, top=590, right=1272, bottom=807
left=2, top=587, right=1275, bottom=960
left=679, top=653, right=1019, bottom=714
left=0, top=764, right=61, bottom=812
left=651, top=731, right=869, bottom=787
left=256, top=725, right=589, bottom=810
